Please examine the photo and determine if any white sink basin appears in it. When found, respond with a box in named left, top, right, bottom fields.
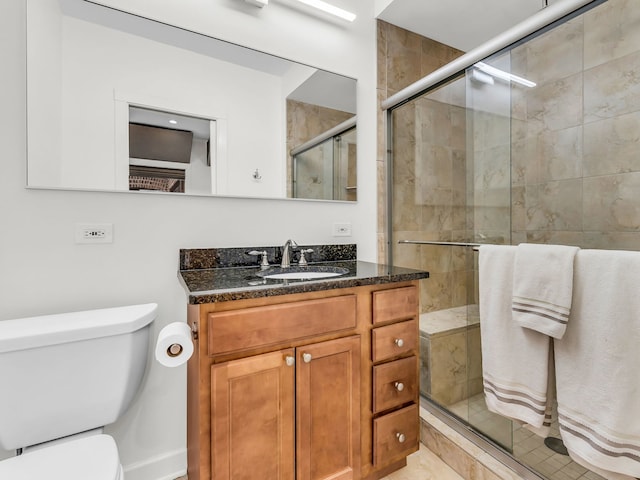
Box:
left=256, top=266, right=348, bottom=281
left=261, top=271, right=344, bottom=280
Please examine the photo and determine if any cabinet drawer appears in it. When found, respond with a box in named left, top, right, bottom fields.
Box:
left=208, top=295, right=357, bottom=355
left=373, top=404, right=419, bottom=466
left=372, top=319, right=417, bottom=363
left=372, top=286, right=418, bottom=325
left=372, top=356, right=418, bottom=413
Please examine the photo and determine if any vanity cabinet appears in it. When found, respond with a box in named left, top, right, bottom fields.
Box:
left=187, top=281, right=420, bottom=480
left=210, top=336, right=360, bottom=480
left=366, top=286, right=419, bottom=478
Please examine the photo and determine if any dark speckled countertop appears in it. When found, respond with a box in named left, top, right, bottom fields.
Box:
left=178, top=245, right=429, bottom=304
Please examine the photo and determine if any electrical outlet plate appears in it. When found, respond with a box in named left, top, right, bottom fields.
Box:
left=75, top=223, right=113, bottom=244
left=332, top=222, right=352, bottom=237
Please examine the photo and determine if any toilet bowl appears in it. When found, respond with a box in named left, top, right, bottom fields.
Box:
left=0, top=434, right=122, bottom=480
left=0, top=303, right=157, bottom=479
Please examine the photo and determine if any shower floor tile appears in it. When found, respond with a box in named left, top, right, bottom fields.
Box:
left=449, top=393, right=606, bottom=480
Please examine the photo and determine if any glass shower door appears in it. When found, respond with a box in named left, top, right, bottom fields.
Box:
left=464, top=49, right=514, bottom=450
left=389, top=52, right=514, bottom=454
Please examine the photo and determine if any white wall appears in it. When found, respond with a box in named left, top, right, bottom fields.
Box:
left=0, top=1, right=376, bottom=479
left=29, top=4, right=285, bottom=197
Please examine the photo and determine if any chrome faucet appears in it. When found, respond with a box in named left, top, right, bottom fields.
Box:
left=280, top=239, right=298, bottom=268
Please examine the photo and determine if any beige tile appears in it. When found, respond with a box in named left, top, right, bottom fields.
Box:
left=377, top=159, right=387, bottom=234
left=538, top=126, right=583, bottom=181
left=583, top=172, right=640, bottom=232
left=584, top=49, right=640, bottom=123
left=524, top=179, right=583, bottom=231
left=422, top=204, right=453, bottom=232
left=583, top=111, right=640, bottom=177
left=526, top=72, right=583, bottom=132
left=584, top=0, right=640, bottom=69
left=382, top=444, right=465, bottom=480
left=421, top=421, right=476, bottom=479
left=583, top=231, right=640, bottom=250
left=377, top=20, right=388, bottom=91
left=525, top=231, right=585, bottom=247
left=523, top=17, right=583, bottom=85
left=419, top=271, right=452, bottom=312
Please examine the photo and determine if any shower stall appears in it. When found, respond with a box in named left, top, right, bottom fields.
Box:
left=384, top=0, right=640, bottom=478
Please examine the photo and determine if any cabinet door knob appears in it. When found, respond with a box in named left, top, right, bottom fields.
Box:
left=396, top=432, right=406, bottom=443
left=394, top=381, right=405, bottom=392
left=302, top=353, right=312, bottom=363
left=394, top=338, right=404, bottom=348
left=285, top=356, right=295, bottom=367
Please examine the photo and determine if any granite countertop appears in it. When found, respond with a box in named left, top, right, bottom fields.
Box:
left=179, top=260, right=429, bottom=304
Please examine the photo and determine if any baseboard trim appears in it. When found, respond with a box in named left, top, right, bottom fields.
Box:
left=123, top=448, right=187, bottom=480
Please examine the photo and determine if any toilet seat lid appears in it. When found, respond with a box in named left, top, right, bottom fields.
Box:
left=0, top=434, right=120, bottom=480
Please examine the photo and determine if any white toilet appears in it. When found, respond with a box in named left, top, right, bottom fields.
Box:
left=0, top=303, right=157, bottom=479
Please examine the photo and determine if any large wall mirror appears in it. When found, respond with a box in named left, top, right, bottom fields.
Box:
left=26, top=0, right=357, bottom=201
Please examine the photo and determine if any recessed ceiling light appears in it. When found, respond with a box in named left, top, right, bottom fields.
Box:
left=169, top=119, right=178, bottom=125
left=294, top=0, right=356, bottom=22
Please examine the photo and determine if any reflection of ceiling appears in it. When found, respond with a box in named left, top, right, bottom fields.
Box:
left=287, top=70, right=357, bottom=114
left=377, top=0, right=558, bottom=52
left=61, top=0, right=294, bottom=75
left=129, top=107, right=211, bottom=139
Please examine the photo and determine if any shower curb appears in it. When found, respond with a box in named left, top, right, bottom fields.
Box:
left=420, top=403, right=544, bottom=480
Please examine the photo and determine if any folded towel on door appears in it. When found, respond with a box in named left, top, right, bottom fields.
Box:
left=512, top=243, right=579, bottom=339
left=555, top=249, right=640, bottom=479
left=479, top=245, right=554, bottom=435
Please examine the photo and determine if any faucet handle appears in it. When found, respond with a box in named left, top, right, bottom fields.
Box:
left=247, top=250, right=270, bottom=269
left=298, top=249, right=314, bottom=266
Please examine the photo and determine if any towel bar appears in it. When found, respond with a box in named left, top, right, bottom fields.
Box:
left=398, top=240, right=484, bottom=251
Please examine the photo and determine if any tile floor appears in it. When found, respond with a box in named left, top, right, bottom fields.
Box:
left=173, top=445, right=463, bottom=480
left=449, top=393, right=605, bottom=480
left=381, top=444, right=465, bottom=480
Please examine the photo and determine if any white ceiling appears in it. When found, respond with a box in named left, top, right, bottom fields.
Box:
left=377, top=0, right=556, bottom=52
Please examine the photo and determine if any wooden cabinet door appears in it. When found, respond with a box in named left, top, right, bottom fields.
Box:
left=211, top=349, right=295, bottom=480
left=296, top=336, right=361, bottom=480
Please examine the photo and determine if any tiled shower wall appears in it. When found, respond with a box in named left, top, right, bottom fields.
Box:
left=286, top=99, right=353, bottom=198
left=510, top=0, right=640, bottom=250
left=376, top=21, right=468, bottom=313
left=384, top=0, right=640, bottom=316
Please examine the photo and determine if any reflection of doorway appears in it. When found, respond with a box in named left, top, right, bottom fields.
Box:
left=113, top=92, right=226, bottom=195
left=129, top=165, right=185, bottom=193
left=127, top=106, right=213, bottom=195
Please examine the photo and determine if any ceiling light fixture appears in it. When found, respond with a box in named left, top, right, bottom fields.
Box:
left=474, top=62, right=536, bottom=88
left=294, top=0, right=356, bottom=22
left=169, top=119, right=178, bottom=125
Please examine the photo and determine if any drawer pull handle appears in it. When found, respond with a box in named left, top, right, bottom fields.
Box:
left=302, top=353, right=312, bottom=363
left=285, top=356, right=295, bottom=367
left=394, top=338, right=404, bottom=348
left=396, top=432, right=406, bottom=443
left=394, top=381, right=405, bottom=392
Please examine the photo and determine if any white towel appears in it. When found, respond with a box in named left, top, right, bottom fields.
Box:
left=479, top=245, right=554, bottom=435
left=512, top=243, right=580, bottom=339
left=555, top=249, right=640, bottom=479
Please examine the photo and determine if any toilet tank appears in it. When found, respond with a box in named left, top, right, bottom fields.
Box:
left=0, top=303, right=157, bottom=450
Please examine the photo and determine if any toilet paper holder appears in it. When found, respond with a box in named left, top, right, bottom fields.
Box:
left=167, top=343, right=184, bottom=358
left=167, top=322, right=198, bottom=357
left=190, top=321, right=198, bottom=340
